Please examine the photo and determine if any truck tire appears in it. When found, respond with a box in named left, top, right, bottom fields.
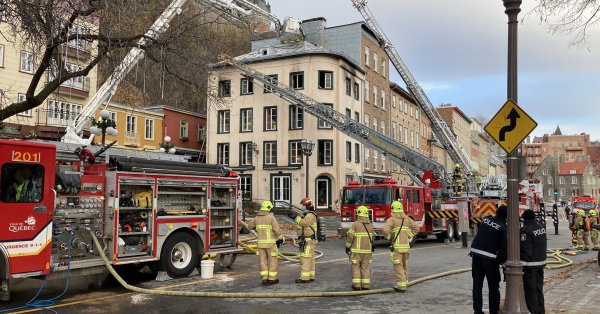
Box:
left=453, top=221, right=460, bottom=240
left=160, top=232, right=200, bottom=278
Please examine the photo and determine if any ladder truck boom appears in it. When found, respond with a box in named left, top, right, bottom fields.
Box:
left=350, top=0, right=476, bottom=177
left=218, top=56, right=446, bottom=186
left=200, top=0, right=282, bottom=32
left=62, top=0, right=189, bottom=145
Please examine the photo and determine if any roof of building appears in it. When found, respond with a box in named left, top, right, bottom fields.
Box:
left=436, top=105, right=472, bottom=123
left=144, top=105, right=207, bottom=118
left=558, top=160, right=590, bottom=175
left=389, top=83, right=415, bottom=103
left=212, top=41, right=363, bottom=72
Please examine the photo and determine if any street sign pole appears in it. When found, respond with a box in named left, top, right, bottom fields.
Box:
left=501, top=1, right=527, bottom=313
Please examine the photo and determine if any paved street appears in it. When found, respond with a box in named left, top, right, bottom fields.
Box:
left=2, top=216, right=598, bottom=314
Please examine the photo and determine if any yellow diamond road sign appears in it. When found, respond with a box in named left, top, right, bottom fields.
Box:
left=485, top=100, right=537, bottom=154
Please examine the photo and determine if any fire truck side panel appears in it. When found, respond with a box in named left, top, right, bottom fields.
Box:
left=0, top=140, right=55, bottom=277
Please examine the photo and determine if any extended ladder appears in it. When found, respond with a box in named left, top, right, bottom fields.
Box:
left=350, top=0, right=476, bottom=178
left=218, top=56, right=446, bottom=185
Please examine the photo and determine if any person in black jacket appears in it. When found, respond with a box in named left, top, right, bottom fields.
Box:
left=470, top=205, right=507, bottom=314
left=520, top=209, right=547, bottom=314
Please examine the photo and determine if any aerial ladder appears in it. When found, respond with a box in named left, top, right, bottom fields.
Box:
left=350, top=0, right=478, bottom=183
left=62, top=0, right=189, bottom=145
left=218, top=55, right=446, bottom=187
left=199, top=0, right=281, bottom=32
left=62, top=0, right=277, bottom=145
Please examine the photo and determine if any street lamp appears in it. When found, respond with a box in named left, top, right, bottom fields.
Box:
left=300, top=139, right=315, bottom=199
left=90, top=109, right=118, bottom=147
left=160, top=136, right=177, bottom=154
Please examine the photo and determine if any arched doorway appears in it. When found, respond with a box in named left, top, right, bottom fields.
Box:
left=315, top=175, right=332, bottom=210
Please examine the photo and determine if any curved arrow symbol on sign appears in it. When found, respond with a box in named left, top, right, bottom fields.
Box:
left=499, top=108, right=520, bottom=141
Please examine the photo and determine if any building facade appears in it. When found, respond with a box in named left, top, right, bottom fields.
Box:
left=145, top=106, right=207, bottom=162
left=0, top=13, right=98, bottom=140
left=94, top=103, right=163, bottom=150
left=533, top=156, right=600, bottom=202
left=522, top=127, right=591, bottom=177
left=208, top=42, right=364, bottom=210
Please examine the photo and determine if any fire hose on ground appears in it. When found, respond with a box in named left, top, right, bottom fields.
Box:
left=90, top=230, right=470, bottom=297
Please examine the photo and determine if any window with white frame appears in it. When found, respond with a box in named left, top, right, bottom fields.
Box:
left=381, top=120, right=385, bottom=136
left=373, top=151, right=378, bottom=170
left=572, top=176, right=577, bottom=184
left=547, top=176, right=553, bottom=184
left=318, top=71, right=333, bottom=89
left=318, top=103, right=333, bottom=129
left=382, top=59, right=386, bottom=77
left=63, top=63, right=85, bottom=89
left=289, top=105, right=303, bottom=130
left=364, top=81, right=370, bottom=102
left=264, top=75, right=278, bottom=93
left=374, top=53, right=379, bottom=72
left=16, top=94, right=31, bottom=117
left=346, top=141, right=352, bottom=162
left=392, top=122, right=397, bottom=140
left=364, top=114, right=369, bottom=127
left=217, top=143, right=230, bottom=165
left=180, top=120, right=189, bottom=140
left=404, top=102, right=408, bottom=114
left=145, top=119, right=154, bottom=140
left=217, top=110, right=230, bottom=133
left=126, top=115, right=136, bottom=136
left=240, top=142, right=253, bottom=166
left=416, top=132, right=420, bottom=149
left=198, top=125, right=206, bottom=142
left=289, top=141, right=303, bottom=165
left=0, top=44, right=4, bottom=67
left=318, top=140, right=333, bottom=166
left=264, top=141, right=277, bottom=165
left=381, top=154, right=386, bottom=172
left=345, top=77, right=352, bottom=96
left=373, top=118, right=377, bottom=132
left=381, top=90, right=386, bottom=110
left=548, top=188, right=553, bottom=197
left=241, top=78, right=253, bottom=95
left=47, top=99, right=81, bottom=124
left=373, top=86, right=378, bottom=107
left=542, top=169, right=548, bottom=175
left=20, top=51, right=33, bottom=73
left=560, top=188, right=565, bottom=196
left=290, top=72, right=304, bottom=90
left=364, top=46, right=370, bottom=67
left=364, top=148, right=370, bottom=170
left=559, top=177, right=565, bottom=184
left=355, top=112, right=360, bottom=123
left=264, top=107, right=277, bottom=131
left=415, top=109, right=420, bottom=120
left=398, top=124, right=402, bottom=142
left=240, top=175, right=252, bottom=200
left=240, top=108, right=253, bottom=132
left=404, top=128, right=408, bottom=144
left=392, top=95, right=396, bottom=108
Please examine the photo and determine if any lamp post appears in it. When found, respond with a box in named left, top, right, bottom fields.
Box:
left=300, top=139, right=315, bottom=199
left=160, top=136, right=177, bottom=154
left=501, top=0, right=527, bottom=313
left=90, top=109, right=118, bottom=147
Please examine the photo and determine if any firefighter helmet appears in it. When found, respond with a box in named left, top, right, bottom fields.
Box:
left=357, top=206, right=369, bottom=218
left=260, top=200, right=274, bottom=211
left=455, top=163, right=461, bottom=169
left=590, top=209, right=598, bottom=217
left=391, top=201, right=404, bottom=213
left=300, top=197, right=313, bottom=206
left=579, top=209, right=586, bottom=216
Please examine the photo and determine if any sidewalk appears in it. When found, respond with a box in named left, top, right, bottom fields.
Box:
left=545, top=261, right=600, bottom=313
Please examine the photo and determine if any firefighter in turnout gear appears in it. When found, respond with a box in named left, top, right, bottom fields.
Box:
left=293, top=197, right=318, bottom=283
left=574, top=209, right=591, bottom=250
left=346, top=206, right=375, bottom=290
left=470, top=205, right=507, bottom=314
left=383, top=201, right=418, bottom=292
left=452, top=163, right=465, bottom=196
left=520, top=209, right=547, bottom=314
left=589, top=209, right=599, bottom=250
left=246, top=200, right=284, bottom=285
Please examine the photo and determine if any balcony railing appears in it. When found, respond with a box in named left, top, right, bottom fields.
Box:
left=35, top=108, right=78, bottom=127
left=125, top=131, right=140, bottom=147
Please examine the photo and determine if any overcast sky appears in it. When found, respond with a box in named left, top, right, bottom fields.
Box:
left=268, top=0, right=600, bottom=142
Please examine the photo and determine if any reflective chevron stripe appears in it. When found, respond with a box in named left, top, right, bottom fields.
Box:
left=427, top=211, right=459, bottom=219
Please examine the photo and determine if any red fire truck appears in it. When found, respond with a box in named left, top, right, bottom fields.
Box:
left=340, top=171, right=469, bottom=244
left=0, top=139, right=241, bottom=300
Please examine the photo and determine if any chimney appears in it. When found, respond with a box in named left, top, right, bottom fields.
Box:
left=300, top=17, right=327, bottom=45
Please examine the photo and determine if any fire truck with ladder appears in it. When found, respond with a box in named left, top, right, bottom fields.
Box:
left=0, top=0, right=281, bottom=301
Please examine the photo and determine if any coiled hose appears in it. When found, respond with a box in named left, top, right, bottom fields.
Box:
left=90, top=231, right=470, bottom=297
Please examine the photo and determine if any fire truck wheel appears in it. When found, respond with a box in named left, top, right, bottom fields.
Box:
left=160, top=232, right=200, bottom=278
left=453, top=221, right=460, bottom=240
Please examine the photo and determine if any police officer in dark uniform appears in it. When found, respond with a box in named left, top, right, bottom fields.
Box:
left=520, top=209, right=547, bottom=314
left=470, top=205, right=507, bottom=314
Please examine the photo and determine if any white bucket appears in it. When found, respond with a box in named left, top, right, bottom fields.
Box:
left=200, top=260, right=215, bottom=279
